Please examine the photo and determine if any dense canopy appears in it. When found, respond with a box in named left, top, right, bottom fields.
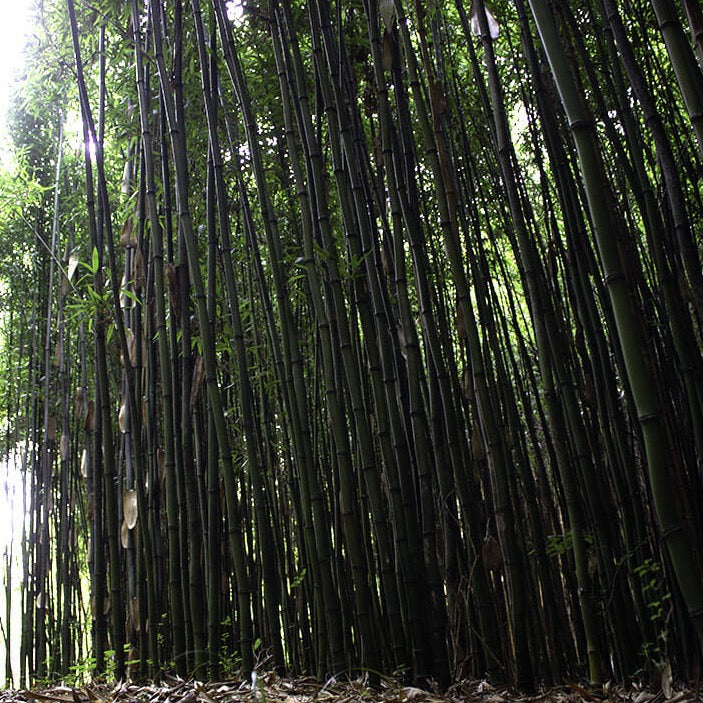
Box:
left=1, top=0, right=703, bottom=692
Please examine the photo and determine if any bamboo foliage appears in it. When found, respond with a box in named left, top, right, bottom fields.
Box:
left=1, top=0, right=702, bottom=689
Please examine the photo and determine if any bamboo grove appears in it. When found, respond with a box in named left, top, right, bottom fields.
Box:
left=1, top=0, right=703, bottom=690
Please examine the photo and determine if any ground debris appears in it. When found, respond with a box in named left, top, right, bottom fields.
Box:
left=1, top=673, right=701, bottom=703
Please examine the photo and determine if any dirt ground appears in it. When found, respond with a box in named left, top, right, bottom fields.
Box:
left=0, top=673, right=701, bottom=703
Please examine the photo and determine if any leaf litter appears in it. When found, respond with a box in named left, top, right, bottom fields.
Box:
left=0, top=672, right=700, bottom=703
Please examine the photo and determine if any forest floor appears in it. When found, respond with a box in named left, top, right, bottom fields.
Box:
left=0, top=672, right=700, bottom=703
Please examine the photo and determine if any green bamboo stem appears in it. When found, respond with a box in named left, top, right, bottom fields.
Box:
left=528, top=0, right=703, bottom=649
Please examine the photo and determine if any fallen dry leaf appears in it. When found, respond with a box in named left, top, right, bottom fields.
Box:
left=1, top=672, right=702, bottom=703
